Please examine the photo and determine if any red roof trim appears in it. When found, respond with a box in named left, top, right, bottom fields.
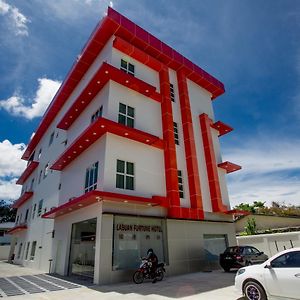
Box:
left=22, top=7, right=224, bottom=160
left=218, top=161, right=242, bottom=174
left=12, top=192, right=33, bottom=209
left=16, top=161, right=39, bottom=185
left=57, top=62, right=161, bottom=130
left=51, top=117, right=164, bottom=171
left=7, top=224, right=28, bottom=235
left=211, top=121, right=233, bottom=137
left=42, top=190, right=167, bottom=219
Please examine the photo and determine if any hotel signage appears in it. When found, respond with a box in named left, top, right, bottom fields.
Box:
left=116, top=223, right=162, bottom=232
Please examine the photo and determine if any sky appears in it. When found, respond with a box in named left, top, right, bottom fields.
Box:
left=0, top=0, right=300, bottom=207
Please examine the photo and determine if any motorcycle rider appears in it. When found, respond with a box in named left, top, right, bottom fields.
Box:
left=146, top=248, right=158, bottom=283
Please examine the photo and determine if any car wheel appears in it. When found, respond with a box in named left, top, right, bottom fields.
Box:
left=243, top=281, right=267, bottom=300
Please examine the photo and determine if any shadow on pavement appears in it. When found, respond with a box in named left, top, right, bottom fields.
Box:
left=53, top=270, right=237, bottom=299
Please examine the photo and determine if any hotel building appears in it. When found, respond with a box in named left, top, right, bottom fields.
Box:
left=9, top=7, right=241, bottom=284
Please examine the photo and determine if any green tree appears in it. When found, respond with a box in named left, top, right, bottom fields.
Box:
left=245, top=217, right=257, bottom=235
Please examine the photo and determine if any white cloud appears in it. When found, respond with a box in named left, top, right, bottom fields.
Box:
left=0, top=0, right=29, bottom=36
left=223, top=137, right=300, bottom=207
left=0, top=178, right=22, bottom=201
left=0, top=78, right=61, bottom=119
left=0, top=140, right=26, bottom=178
left=0, top=140, right=26, bottom=201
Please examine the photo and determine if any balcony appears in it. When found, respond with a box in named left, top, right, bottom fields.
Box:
left=7, top=223, right=28, bottom=235
left=57, top=62, right=161, bottom=130
left=218, top=161, right=242, bottom=174
left=211, top=121, right=233, bottom=137
left=16, top=161, right=39, bottom=185
left=42, top=190, right=167, bottom=219
left=51, top=117, right=164, bottom=171
left=12, top=191, right=34, bottom=209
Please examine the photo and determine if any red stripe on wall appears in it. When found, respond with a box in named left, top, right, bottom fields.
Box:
left=159, top=67, right=181, bottom=212
left=200, top=113, right=227, bottom=212
left=177, top=69, right=204, bottom=218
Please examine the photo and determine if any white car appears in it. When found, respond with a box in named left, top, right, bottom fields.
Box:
left=235, top=247, right=300, bottom=300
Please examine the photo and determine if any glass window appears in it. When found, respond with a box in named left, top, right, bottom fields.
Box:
left=170, top=83, right=175, bottom=102
left=271, top=251, right=300, bottom=268
left=250, top=247, right=261, bottom=255
left=30, top=241, right=37, bottom=260
left=38, top=148, right=42, bottom=160
left=84, top=162, right=99, bottom=193
left=173, top=122, right=179, bottom=145
left=118, top=103, right=135, bottom=128
left=25, top=242, right=30, bottom=260
left=32, top=204, right=36, bottom=219
left=38, top=170, right=43, bottom=184
left=38, top=199, right=43, bottom=217
left=120, top=59, right=135, bottom=76
left=178, top=170, right=184, bottom=198
left=44, top=163, right=49, bottom=179
left=49, top=132, right=55, bottom=146
left=113, top=216, right=167, bottom=270
left=91, top=106, right=103, bottom=123
left=116, top=160, right=134, bottom=190
left=24, top=209, right=29, bottom=223
left=17, top=243, right=23, bottom=259
left=30, top=178, right=34, bottom=191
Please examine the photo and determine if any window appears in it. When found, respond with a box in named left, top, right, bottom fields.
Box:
left=49, top=132, right=55, bottom=146
left=91, top=106, right=103, bottom=123
left=84, top=162, right=99, bottom=193
left=17, top=243, right=22, bottom=259
left=116, top=160, right=134, bottom=190
left=271, top=251, right=300, bottom=268
left=173, top=122, right=179, bottom=145
left=170, top=83, right=175, bottom=102
left=43, top=163, right=49, bottom=179
left=118, top=103, right=134, bottom=128
left=178, top=170, right=184, bottom=198
left=120, top=59, right=135, bottom=76
left=38, top=170, right=43, bottom=184
left=32, top=204, right=36, bottom=219
left=38, top=148, right=42, bottom=160
left=30, top=178, right=34, bottom=191
left=16, top=215, right=19, bottom=224
left=37, top=199, right=43, bottom=217
left=24, top=209, right=29, bottom=223
left=25, top=242, right=30, bottom=260
left=30, top=241, right=37, bottom=260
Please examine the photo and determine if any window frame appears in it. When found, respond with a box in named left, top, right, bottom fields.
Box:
left=91, top=106, right=103, bottom=123
left=118, top=103, right=135, bottom=128
left=37, top=199, right=43, bottom=217
left=178, top=170, right=184, bottom=198
left=116, top=159, right=135, bottom=190
left=173, top=122, right=179, bottom=145
left=170, top=83, right=175, bottom=102
left=49, top=132, right=55, bottom=146
left=120, top=59, right=135, bottom=76
left=30, top=241, right=37, bottom=261
left=84, top=161, right=99, bottom=194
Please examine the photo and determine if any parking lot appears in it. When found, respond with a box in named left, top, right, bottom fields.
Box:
left=0, top=261, right=243, bottom=300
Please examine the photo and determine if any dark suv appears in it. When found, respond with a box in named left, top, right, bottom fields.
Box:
left=219, top=246, right=268, bottom=272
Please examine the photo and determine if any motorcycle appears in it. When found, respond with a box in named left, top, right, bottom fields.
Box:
left=133, top=257, right=166, bottom=284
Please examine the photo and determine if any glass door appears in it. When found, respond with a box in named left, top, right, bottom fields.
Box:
left=69, top=218, right=97, bottom=279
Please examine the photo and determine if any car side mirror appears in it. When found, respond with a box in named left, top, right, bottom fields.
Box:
left=259, top=251, right=264, bottom=255
left=264, top=264, right=272, bottom=269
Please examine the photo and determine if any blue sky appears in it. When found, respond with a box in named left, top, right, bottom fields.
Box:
left=0, top=0, right=299, bottom=206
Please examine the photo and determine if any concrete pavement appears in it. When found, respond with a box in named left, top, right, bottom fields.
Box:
left=0, top=261, right=244, bottom=300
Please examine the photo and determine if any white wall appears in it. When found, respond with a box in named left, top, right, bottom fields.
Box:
left=111, top=47, right=160, bottom=92
left=103, top=134, right=166, bottom=198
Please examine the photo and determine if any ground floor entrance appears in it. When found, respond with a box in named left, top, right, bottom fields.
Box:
left=69, top=218, right=96, bottom=279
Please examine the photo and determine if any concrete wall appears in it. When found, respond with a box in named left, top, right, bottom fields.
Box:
left=237, top=231, right=300, bottom=257
left=235, top=215, right=300, bottom=233
left=97, top=215, right=236, bottom=284
left=0, top=245, right=10, bottom=260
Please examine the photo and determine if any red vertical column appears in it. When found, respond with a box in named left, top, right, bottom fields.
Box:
left=177, top=69, right=203, bottom=216
left=200, top=113, right=227, bottom=212
left=159, top=67, right=181, bottom=216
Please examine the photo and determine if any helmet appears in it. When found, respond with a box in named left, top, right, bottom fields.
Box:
left=147, top=248, right=153, bottom=255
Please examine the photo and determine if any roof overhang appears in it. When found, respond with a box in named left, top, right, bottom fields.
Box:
left=42, top=190, right=167, bottom=219
left=7, top=224, right=28, bottom=235
left=12, top=192, right=33, bottom=209
left=218, top=161, right=242, bottom=174
left=16, top=161, right=39, bottom=185
left=22, top=7, right=225, bottom=160
left=51, top=117, right=164, bottom=171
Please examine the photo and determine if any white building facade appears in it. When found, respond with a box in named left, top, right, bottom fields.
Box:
left=9, top=8, right=241, bottom=284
